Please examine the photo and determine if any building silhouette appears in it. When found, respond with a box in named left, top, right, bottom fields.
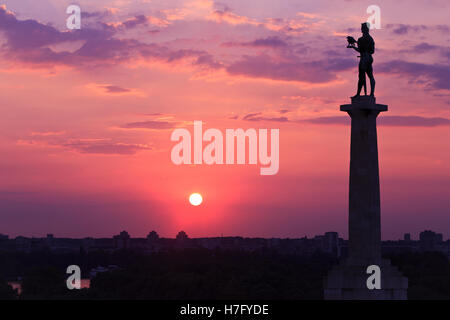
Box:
left=0, top=230, right=448, bottom=257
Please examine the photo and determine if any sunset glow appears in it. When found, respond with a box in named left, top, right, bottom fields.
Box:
left=0, top=0, right=448, bottom=240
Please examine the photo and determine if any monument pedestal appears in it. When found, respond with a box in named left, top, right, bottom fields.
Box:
left=324, top=258, right=408, bottom=300
left=324, top=96, right=408, bottom=300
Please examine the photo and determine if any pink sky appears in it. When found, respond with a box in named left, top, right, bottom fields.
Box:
left=0, top=0, right=449, bottom=240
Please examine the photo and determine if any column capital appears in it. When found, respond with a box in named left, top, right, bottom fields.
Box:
left=340, top=96, right=388, bottom=113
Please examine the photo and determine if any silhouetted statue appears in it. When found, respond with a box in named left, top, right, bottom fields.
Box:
left=347, top=23, right=375, bottom=97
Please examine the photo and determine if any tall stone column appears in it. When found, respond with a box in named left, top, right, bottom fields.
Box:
left=344, top=96, right=384, bottom=265
left=323, top=96, right=408, bottom=300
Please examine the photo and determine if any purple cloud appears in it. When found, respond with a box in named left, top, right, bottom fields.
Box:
left=222, top=36, right=288, bottom=48
left=20, top=134, right=152, bottom=155
left=413, top=42, right=439, bottom=53
left=121, top=15, right=148, bottom=29
left=401, top=42, right=450, bottom=62
left=386, top=24, right=449, bottom=35
left=0, top=7, right=111, bottom=49
left=194, top=53, right=223, bottom=69
left=81, top=10, right=115, bottom=20
left=0, top=6, right=220, bottom=70
left=377, top=60, right=450, bottom=90
left=226, top=54, right=354, bottom=83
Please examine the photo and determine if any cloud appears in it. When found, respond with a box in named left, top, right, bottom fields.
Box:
left=85, top=83, right=145, bottom=97
left=31, top=131, right=65, bottom=136
left=0, top=6, right=118, bottom=66
left=298, top=116, right=450, bottom=127
left=121, top=15, right=149, bottom=29
left=209, top=7, right=252, bottom=26
left=208, top=4, right=314, bottom=34
left=0, top=6, right=111, bottom=50
left=222, top=36, right=288, bottom=49
left=379, top=116, right=450, bottom=127
left=62, top=139, right=151, bottom=155
left=412, top=42, right=440, bottom=53
left=0, top=6, right=220, bottom=70
left=100, top=85, right=131, bottom=93
left=401, top=42, right=450, bottom=62
left=18, top=136, right=152, bottom=155
left=0, top=5, right=335, bottom=83
left=120, top=120, right=177, bottom=130
left=193, top=53, right=223, bottom=69
left=106, top=14, right=170, bottom=30
left=81, top=8, right=117, bottom=20
left=387, top=24, right=428, bottom=35
left=233, top=109, right=292, bottom=122
left=242, top=112, right=289, bottom=122
left=235, top=111, right=450, bottom=127
left=386, top=24, right=450, bottom=35
left=226, top=54, right=354, bottom=83
left=297, top=116, right=347, bottom=125
left=377, top=60, right=450, bottom=90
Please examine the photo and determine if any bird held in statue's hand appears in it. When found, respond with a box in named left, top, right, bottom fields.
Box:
left=346, top=36, right=357, bottom=48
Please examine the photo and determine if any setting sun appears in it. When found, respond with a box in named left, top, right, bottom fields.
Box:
left=189, top=193, right=203, bottom=206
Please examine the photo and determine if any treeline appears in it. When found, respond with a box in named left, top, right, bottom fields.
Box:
left=386, top=251, right=450, bottom=299
left=0, top=249, right=449, bottom=299
left=0, top=248, right=334, bottom=299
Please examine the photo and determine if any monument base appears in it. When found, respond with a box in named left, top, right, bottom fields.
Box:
left=323, top=258, right=408, bottom=300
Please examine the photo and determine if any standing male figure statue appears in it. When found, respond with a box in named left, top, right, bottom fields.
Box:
left=347, top=22, right=375, bottom=97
